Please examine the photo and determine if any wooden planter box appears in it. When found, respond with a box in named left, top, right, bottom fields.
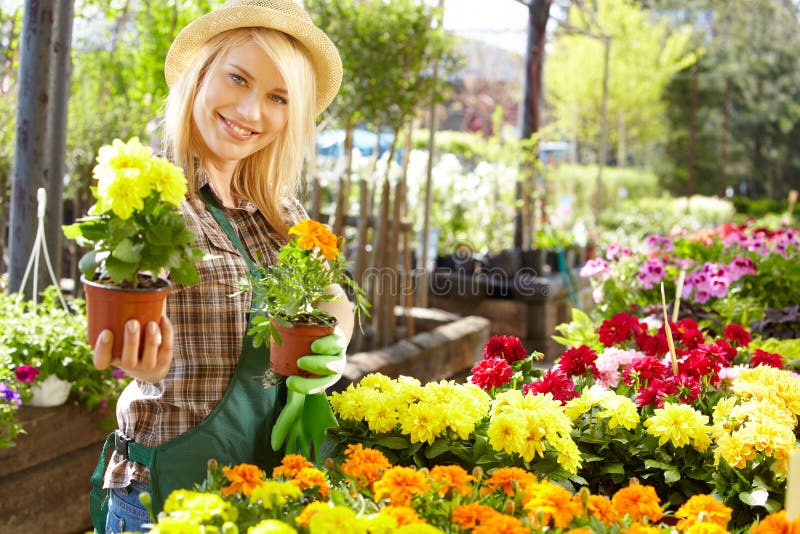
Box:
left=0, top=402, right=110, bottom=534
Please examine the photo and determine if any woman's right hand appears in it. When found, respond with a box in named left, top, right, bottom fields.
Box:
left=93, top=316, right=174, bottom=383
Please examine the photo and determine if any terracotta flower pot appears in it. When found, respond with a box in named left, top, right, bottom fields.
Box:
left=269, top=321, right=335, bottom=377
left=82, top=274, right=171, bottom=358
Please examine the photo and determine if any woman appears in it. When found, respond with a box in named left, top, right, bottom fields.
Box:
left=88, top=1, right=351, bottom=532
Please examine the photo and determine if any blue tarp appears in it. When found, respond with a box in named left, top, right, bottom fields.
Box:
left=316, top=128, right=396, bottom=159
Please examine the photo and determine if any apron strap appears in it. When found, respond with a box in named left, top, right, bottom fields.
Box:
left=200, top=184, right=259, bottom=275
left=89, top=432, right=114, bottom=533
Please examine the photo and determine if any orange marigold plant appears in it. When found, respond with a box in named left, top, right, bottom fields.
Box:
left=674, top=494, right=732, bottom=531
left=221, top=464, right=265, bottom=497
left=272, top=453, right=313, bottom=479
left=373, top=466, right=431, bottom=507
left=339, top=443, right=391, bottom=490
left=612, top=482, right=664, bottom=524
left=480, top=466, right=538, bottom=497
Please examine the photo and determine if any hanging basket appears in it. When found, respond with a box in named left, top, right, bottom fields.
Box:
left=82, top=274, right=172, bottom=358
left=269, top=321, right=335, bottom=377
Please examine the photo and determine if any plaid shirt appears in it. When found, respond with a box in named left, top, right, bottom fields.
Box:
left=104, top=175, right=307, bottom=489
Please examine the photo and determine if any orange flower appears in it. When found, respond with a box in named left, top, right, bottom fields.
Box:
left=373, top=466, right=430, bottom=506
left=295, top=501, right=330, bottom=528
left=290, top=467, right=330, bottom=497
left=674, top=494, right=732, bottom=531
left=473, top=512, right=529, bottom=534
left=221, top=463, right=265, bottom=497
left=340, top=444, right=391, bottom=490
left=429, top=464, right=475, bottom=497
left=566, top=529, right=593, bottom=534
left=480, top=466, right=538, bottom=497
left=289, top=219, right=339, bottom=260
left=622, top=524, right=662, bottom=534
left=380, top=505, right=426, bottom=526
left=522, top=479, right=583, bottom=529
left=585, top=494, right=618, bottom=526
left=750, top=511, right=800, bottom=534
left=272, top=454, right=313, bottom=479
left=611, top=483, right=664, bottom=523
left=452, top=503, right=497, bottom=530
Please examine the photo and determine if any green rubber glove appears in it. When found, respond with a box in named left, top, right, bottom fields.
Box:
left=270, top=330, right=347, bottom=460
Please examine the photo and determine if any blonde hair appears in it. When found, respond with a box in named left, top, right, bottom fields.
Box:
left=162, top=27, right=316, bottom=239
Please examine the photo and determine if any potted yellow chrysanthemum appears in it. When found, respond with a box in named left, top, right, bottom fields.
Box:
left=62, top=137, right=203, bottom=357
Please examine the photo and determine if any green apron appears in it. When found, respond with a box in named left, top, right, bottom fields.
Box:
left=90, top=186, right=283, bottom=532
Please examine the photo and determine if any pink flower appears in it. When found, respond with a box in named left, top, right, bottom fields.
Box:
left=595, top=348, right=641, bottom=388
left=580, top=258, right=610, bottom=278
left=636, top=258, right=666, bottom=290
left=15, top=365, right=40, bottom=383
left=469, top=357, right=513, bottom=391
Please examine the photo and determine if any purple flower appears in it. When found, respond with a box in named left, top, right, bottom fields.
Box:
left=605, top=242, right=622, bottom=260
left=727, top=256, right=757, bottom=279
left=15, top=365, right=40, bottom=383
left=111, top=368, right=127, bottom=380
left=0, top=382, right=21, bottom=406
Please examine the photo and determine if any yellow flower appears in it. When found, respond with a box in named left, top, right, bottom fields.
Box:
left=644, top=402, right=710, bottom=451
left=674, top=494, right=732, bottom=531
left=363, top=394, right=400, bottom=433
left=522, top=479, right=583, bottom=529
left=597, top=393, right=640, bottom=430
left=248, top=481, right=302, bottom=510
left=329, top=385, right=380, bottom=422
left=398, top=400, right=445, bottom=444
left=161, top=489, right=233, bottom=523
left=93, top=137, right=153, bottom=219
left=307, top=506, right=365, bottom=534
left=373, top=466, right=430, bottom=506
left=295, top=501, right=331, bottom=528
left=248, top=519, right=297, bottom=534
left=149, top=516, right=204, bottom=533
left=221, top=464, right=265, bottom=497
left=288, top=219, right=339, bottom=260
left=359, top=514, right=397, bottom=534
left=733, top=366, right=800, bottom=416
left=147, top=156, right=187, bottom=208
left=684, top=523, right=728, bottom=534
left=487, top=411, right=527, bottom=457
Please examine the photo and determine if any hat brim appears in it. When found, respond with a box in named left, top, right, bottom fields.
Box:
left=165, top=6, right=342, bottom=114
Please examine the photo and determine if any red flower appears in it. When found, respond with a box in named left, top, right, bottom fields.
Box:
left=714, top=339, right=738, bottom=360
left=469, top=357, right=513, bottom=391
left=723, top=323, right=751, bottom=347
left=622, top=356, right=669, bottom=388
left=557, top=345, right=598, bottom=376
left=635, top=332, right=669, bottom=357
left=750, top=349, right=783, bottom=369
left=636, top=374, right=700, bottom=407
left=483, top=335, right=527, bottom=363
left=672, top=318, right=705, bottom=349
left=15, top=365, right=39, bottom=383
left=523, top=369, right=579, bottom=404
left=598, top=312, right=638, bottom=347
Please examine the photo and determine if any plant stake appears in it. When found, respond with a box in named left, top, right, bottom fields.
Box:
left=671, top=268, right=686, bottom=323
left=661, top=282, right=679, bottom=376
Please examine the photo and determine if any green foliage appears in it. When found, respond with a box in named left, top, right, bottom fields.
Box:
left=0, top=286, right=130, bottom=448
left=545, top=0, right=697, bottom=166
left=551, top=308, right=602, bottom=351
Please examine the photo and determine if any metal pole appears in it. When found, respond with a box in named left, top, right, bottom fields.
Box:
left=9, top=1, right=54, bottom=295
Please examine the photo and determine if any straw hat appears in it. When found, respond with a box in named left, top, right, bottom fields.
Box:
left=165, top=0, right=342, bottom=114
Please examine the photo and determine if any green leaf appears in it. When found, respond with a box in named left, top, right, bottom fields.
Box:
left=600, top=463, right=625, bottom=475
left=112, top=238, right=143, bottom=263
left=78, top=250, right=100, bottom=278
left=105, top=256, right=138, bottom=285
left=664, top=470, right=681, bottom=484
left=424, top=438, right=451, bottom=459
left=738, top=489, right=769, bottom=507
left=374, top=436, right=412, bottom=449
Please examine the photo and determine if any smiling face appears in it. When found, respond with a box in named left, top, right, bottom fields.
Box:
left=192, top=39, right=290, bottom=179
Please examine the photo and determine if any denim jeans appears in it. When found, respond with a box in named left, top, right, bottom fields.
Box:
left=105, top=480, right=152, bottom=534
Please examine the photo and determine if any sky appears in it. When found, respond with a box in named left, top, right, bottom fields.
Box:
left=439, top=0, right=530, bottom=55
